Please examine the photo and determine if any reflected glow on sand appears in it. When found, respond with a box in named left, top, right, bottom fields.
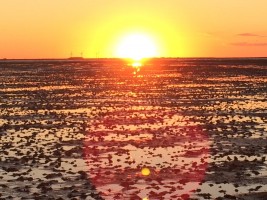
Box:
left=1, top=59, right=267, bottom=199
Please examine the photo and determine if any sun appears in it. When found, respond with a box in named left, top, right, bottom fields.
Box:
left=115, top=33, right=158, bottom=61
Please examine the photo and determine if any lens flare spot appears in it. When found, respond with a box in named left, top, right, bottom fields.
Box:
left=141, top=167, right=151, bottom=176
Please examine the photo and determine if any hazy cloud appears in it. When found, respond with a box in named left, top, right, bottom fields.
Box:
left=231, top=42, right=267, bottom=46
left=237, top=33, right=266, bottom=37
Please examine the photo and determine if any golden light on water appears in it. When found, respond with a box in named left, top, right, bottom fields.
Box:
left=131, top=60, right=143, bottom=75
left=132, top=61, right=142, bottom=68
left=132, top=62, right=141, bottom=75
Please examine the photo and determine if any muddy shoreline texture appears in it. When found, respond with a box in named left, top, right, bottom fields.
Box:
left=0, top=58, right=267, bottom=199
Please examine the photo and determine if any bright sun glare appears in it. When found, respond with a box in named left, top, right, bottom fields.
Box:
left=116, top=33, right=158, bottom=60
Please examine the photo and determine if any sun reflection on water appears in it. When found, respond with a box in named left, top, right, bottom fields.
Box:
left=131, top=60, right=143, bottom=75
left=132, top=61, right=142, bottom=68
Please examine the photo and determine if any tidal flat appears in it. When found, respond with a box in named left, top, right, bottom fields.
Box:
left=0, top=58, right=267, bottom=199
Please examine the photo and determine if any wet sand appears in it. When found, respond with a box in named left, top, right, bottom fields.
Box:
left=0, top=58, right=267, bottom=199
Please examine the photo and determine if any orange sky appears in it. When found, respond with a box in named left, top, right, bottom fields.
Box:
left=1, top=0, right=267, bottom=59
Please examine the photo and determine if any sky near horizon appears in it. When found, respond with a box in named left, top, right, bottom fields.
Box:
left=1, top=0, right=267, bottom=59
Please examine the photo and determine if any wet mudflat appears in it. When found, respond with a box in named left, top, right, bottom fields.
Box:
left=0, top=58, right=267, bottom=199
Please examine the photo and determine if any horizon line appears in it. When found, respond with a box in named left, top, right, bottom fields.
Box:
left=1, top=56, right=267, bottom=60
